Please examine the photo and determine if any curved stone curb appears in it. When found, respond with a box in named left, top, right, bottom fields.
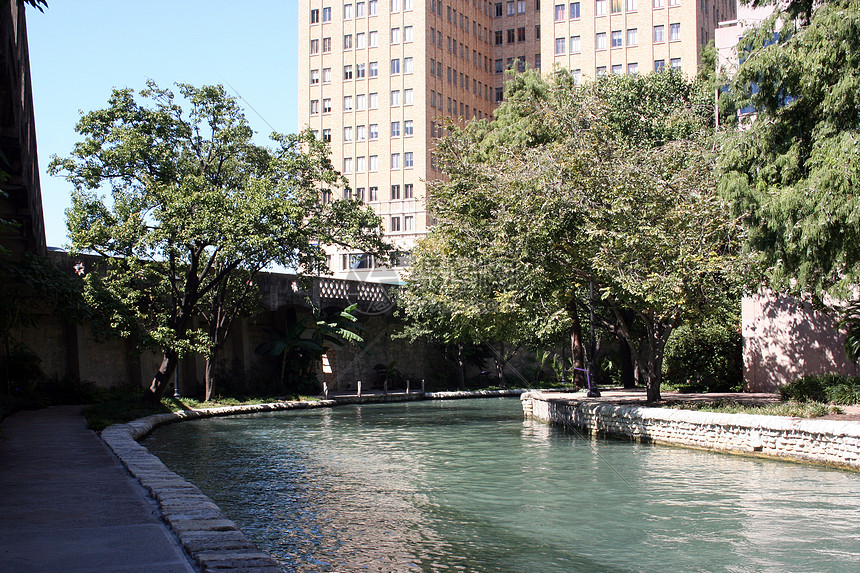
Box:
left=522, top=392, right=860, bottom=471
left=101, top=400, right=335, bottom=572
left=424, top=388, right=528, bottom=399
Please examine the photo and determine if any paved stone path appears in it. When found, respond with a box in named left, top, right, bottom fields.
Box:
left=0, top=405, right=198, bottom=573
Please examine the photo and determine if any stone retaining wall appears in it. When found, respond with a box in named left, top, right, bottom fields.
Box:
left=521, top=392, right=860, bottom=471
left=101, top=401, right=335, bottom=573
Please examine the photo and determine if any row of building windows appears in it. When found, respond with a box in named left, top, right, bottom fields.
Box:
left=341, top=152, right=415, bottom=174
left=428, top=60, right=496, bottom=101
left=428, top=91, right=491, bottom=119
left=309, top=89, right=414, bottom=115
left=310, top=0, right=414, bottom=24
left=309, top=59, right=416, bottom=82
left=567, top=57, right=680, bottom=81
left=309, top=27, right=413, bottom=55
left=340, top=248, right=411, bottom=271
left=494, top=0, right=539, bottom=17
left=327, top=184, right=416, bottom=203
left=554, top=0, right=680, bottom=19
left=553, top=23, right=678, bottom=53
left=493, top=54, right=536, bottom=73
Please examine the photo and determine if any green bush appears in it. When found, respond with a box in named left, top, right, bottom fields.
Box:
left=663, top=322, right=743, bottom=393
left=779, top=373, right=860, bottom=404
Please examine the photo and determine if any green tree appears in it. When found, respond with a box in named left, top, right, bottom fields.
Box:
left=50, top=82, right=389, bottom=401
left=719, top=0, right=860, bottom=298
left=415, top=70, right=748, bottom=401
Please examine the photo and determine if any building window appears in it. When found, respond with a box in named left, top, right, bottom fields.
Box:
left=404, top=57, right=414, bottom=73
left=357, top=1, right=365, bottom=16
left=653, top=25, right=665, bottom=43
left=404, top=183, right=414, bottom=198
left=390, top=216, right=401, bottom=231
left=310, top=69, right=320, bottom=84
left=570, top=35, right=581, bottom=53
left=627, top=28, right=638, bottom=46
left=404, top=215, right=414, bottom=231
left=357, top=32, right=366, bottom=48
left=611, top=30, right=622, bottom=47
left=321, top=190, right=332, bottom=204
left=612, top=64, right=622, bottom=74
left=344, top=188, right=353, bottom=200
left=596, top=65, right=607, bottom=76
left=404, top=152, right=414, bottom=167
left=595, top=32, right=607, bottom=50
left=311, top=8, right=320, bottom=23
left=391, top=59, right=401, bottom=74
left=356, top=63, right=366, bottom=78
left=535, top=53, right=541, bottom=69
left=404, top=88, right=413, bottom=105
left=355, top=187, right=365, bottom=201
left=495, top=59, right=503, bottom=73
left=670, top=57, right=681, bottom=68
left=595, top=0, right=606, bottom=14
left=495, top=30, right=503, bottom=44
left=343, top=96, right=353, bottom=110
left=322, top=6, right=332, bottom=21
left=322, top=38, right=332, bottom=53
left=573, top=69, right=582, bottom=84
left=391, top=153, right=401, bottom=168
left=369, top=157, right=378, bottom=174
left=343, top=158, right=353, bottom=173
left=310, top=99, right=319, bottom=114
left=344, top=65, right=353, bottom=79
left=310, top=39, right=319, bottom=53
left=323, top=98, right=332, bottom=113
left=669, top=23, right=680, bottom=41
left=517, top=27, right=526, bottom=41
left=536, top=24, right=541, bottom=38
left=506, top=29, right=514, bottom=43
left=322, top=68, right=331, bottom=83
left=611, top=0, right=622, bottom=12
left=369, top=123, right=379, bottom=139
left=404, top=120, right=413, bottom=135
left=343, top=127, right=353, bottom=142
left=369, top=93, right=378, bottom=109
left=391, top=121, right=401, bottom=136
left=391, top=90, right=401, bottom=106
left=344, top=3, right=353, bottom=18
left=369, top=61, right=379, bottom=77
left=653, top=0, right=664, bottom=7
left=668, top=0, right=679, bottom=5
left=369, top=0, right=378, bottom=14
left=369, top=30, right=378, bottom=46
left=518, top=0, right=527, bottom=11
left=654, top=59, right=665, bottom=71
left=555, top=37, right=565, bottom=54
left=323, top=128, right=331, bottom=142
left=404, top=0, right=413, bottom=10
left=495, top=87, right=504, bottom=102
left=391, top=0, right=401, bottom=12
left=404, top=25, right=414, bottom=42
left=627, top=62, right=639, bottom=74
left=495, top=2, right=503, bottom=16
left=369, top=186, right=378, bottom=201
left=554, top=3, right=565, bottom=19
left=391, top=27, right=401, bottom=43
left=357, top=124, right=366, bottom=140
left=569, top=1, right=580, bottom=17
left=391, top=184, right=401, bottom=199
left=626, top=0, right=637, bottom=9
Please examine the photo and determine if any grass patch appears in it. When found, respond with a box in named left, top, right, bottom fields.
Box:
left=668, top=400, right=842, bottom=418
left=83, top=390, right=318, bottom=431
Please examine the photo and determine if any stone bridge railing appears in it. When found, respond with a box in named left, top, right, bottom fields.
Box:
left=256, top=273, right=397, bottom=316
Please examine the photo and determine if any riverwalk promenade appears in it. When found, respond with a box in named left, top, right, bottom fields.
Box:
left=0, top=405, right=198, bottom=573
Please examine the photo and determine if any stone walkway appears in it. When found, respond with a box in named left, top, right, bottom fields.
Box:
left=0, top=405, right=198, bottom=573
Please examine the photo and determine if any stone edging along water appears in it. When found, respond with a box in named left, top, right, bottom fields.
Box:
left=99, top=389, right=528, bottom=572
left=521, top=392, right=860, bottom=471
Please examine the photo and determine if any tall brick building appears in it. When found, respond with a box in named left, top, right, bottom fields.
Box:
left=298, top=0, right=735, bottom=281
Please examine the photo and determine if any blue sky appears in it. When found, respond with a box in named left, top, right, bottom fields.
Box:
left=26, top=1, right=300, bottom=248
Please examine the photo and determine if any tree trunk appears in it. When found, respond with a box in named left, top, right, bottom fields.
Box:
left=457, top=342, right=466, bottom=390
left=566, top=298, right=586, bottom=388
left=204, top=358, right=215, bottom=402
left=494, top=342, right=506, bottom=388
left=147, top=351, right=178, bottom=401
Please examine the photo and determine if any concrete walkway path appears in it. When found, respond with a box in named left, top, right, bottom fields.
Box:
left=0, top=405, right=198, bottom=573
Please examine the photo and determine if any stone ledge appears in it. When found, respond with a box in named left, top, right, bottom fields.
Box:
left=101, top=400, right=334, bottom=572
left=521, top=392, right=860, bottom=471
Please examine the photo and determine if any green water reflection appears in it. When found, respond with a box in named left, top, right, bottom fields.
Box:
left=144, top=398, right=860, bottom=572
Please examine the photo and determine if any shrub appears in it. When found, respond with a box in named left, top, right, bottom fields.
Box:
left=779, top=373, right=860, bottom=404
left=663, top=322, right=743, bottom=393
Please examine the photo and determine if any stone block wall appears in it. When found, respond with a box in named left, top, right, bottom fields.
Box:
left=522, top=393, right=860, bottom=471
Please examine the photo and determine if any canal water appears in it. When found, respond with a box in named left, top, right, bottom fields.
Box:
left=144, top=398, right=860, bottom=572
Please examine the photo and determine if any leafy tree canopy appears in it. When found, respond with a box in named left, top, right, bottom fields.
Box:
left=50, top=81, right=390, bottom=399
left=719, top=0, right=860, bottom=298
